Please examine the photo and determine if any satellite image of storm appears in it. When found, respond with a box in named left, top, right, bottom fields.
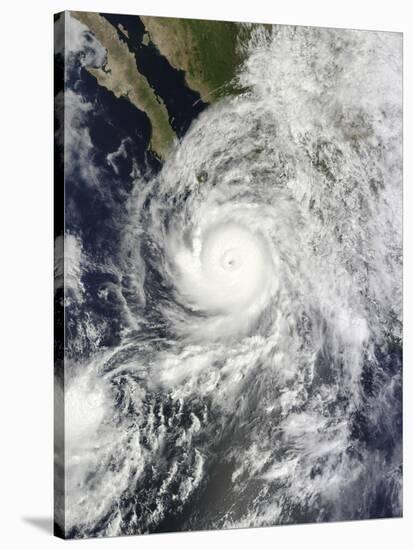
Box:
left=54, top=11, right=402, bottom=539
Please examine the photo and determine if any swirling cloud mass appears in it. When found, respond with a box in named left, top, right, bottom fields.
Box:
left=54, top=13, right=402, bottom=539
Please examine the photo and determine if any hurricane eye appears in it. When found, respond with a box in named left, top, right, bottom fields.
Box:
left=220, top=248, right=242, bottom=271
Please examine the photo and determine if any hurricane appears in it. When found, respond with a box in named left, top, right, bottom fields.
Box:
left=55, top=15, right=402, bottom=539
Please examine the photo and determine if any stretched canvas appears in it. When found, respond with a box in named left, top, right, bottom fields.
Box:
left=54, top=11, right=403, bottom=539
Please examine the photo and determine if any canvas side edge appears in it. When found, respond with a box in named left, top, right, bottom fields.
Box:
left=53, top=10, right=66, bottom=540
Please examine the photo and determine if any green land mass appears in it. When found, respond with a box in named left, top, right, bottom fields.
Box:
left=141, top=16, right=248, bottom=102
